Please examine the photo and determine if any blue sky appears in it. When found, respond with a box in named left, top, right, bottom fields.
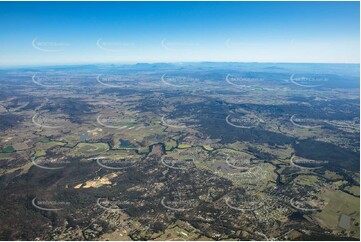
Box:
left=0, top=1, right=359, bottom=66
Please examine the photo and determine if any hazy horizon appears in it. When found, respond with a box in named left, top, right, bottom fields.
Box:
left=0, top=1, right=359, bottom=66
left=1, top=61, right=360, bottom=69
